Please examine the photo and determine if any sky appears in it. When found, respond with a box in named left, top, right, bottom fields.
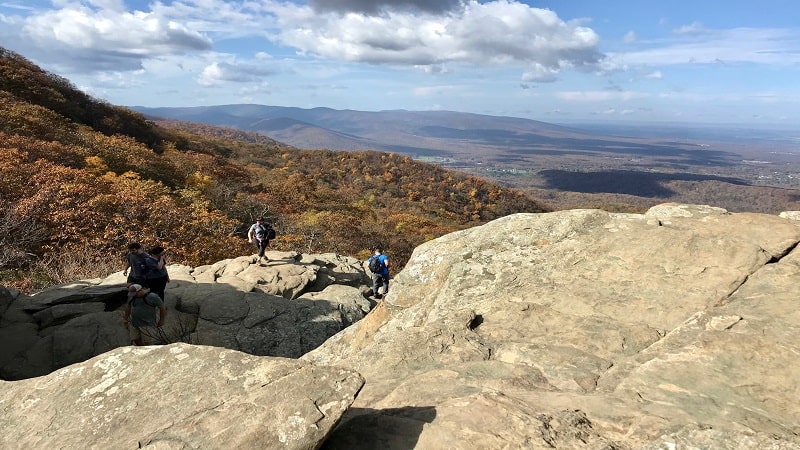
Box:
left=1, top=0, right=798, bottom=126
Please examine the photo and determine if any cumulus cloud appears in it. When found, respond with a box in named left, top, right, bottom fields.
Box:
left=12, top=2, right=210, bottom=73
left=2, top=0, right=602, bottom=84
left=278, top=0, right=603, bottom=76
left=309, top=0, right=463, bottom=15
left=0, top=0, right=610, bottom=97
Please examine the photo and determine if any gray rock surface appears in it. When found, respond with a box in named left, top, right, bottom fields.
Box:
left=4, top=204, right=800, bottom=449
left=303, top=204, right=800, bottom=449
left=0, top=343, right=364, bottom=450
left=0, top=252, right=373, bottom=380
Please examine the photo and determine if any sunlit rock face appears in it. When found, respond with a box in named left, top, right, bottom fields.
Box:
left=304, top=204, right=800, bottom=449
left=0, top=252, right=374, bottom=380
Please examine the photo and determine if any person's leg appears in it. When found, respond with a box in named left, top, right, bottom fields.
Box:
left=153, top=276, right=167, bottom=301
left=138, top=326, right=162, bottom=345
left=129, top=326, right=143, bottom=346
left=372, top=273, right=382, bottom=298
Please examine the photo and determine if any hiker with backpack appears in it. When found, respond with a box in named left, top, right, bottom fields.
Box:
left=122, top=242, right=150, bottom=286
left=123, top=284, right=167, bottom=346
left=143, top=246, right=170, bottom=301
left=367, top=245, right=391, bottom=299
left=248, top=217, right=276, bottom=264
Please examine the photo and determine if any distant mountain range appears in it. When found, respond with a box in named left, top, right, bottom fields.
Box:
left=131, top=104, right=606, bottom=159
left=133, top=104, right=800, bottom=169
left=132, top=104, right=800, bottom=216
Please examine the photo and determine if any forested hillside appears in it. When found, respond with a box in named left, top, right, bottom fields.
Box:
left=0, top=48, right=547, bottom=292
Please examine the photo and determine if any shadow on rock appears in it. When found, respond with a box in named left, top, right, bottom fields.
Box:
left=321, top=406, right=437, bottom=450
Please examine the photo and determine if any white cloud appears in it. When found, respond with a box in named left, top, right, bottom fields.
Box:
left=557, top=91, right=616, bottom=102
left=275, top=1, right=603, bottom=74
left=673, top=21, right=707, bottom=35
left=612, top=27, right=800, bottom=67
left=644, top=70, right=663, bottom=79
left=198, top=61, right=277, bottom=86
left=557, top=90, right=647, bottom=102
left=2, top=0, right=603, bottom=84
left=623, top=30, right=636, bottom=43
left=309, top=0, right=462, bottom=15
left=413, top=85, right=457, bottom=97
left=14, top=2, right=210, bottom=72
left=521, top=63, right=560, bottom=83
left=415, top=64, right=449, bottom=74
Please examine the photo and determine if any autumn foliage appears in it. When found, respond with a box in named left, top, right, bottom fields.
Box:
left=0, top=47, right=548, bottom=292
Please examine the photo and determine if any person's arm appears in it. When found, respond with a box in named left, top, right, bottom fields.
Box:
left=157, top=304, right=167, bottom=327
left=247, top=226, right=255, bottom=242
left=144, top=255, right=159, bottom=272
left=156, top=253, right=166, bottom=270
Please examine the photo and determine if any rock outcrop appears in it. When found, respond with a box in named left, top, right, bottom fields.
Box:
left=0, top=252, right=374, bottom=380
left=3, top=204, right=800, bottom=449
left=303, top=204, right=800, bottom=449
left=0, top=343, right=364, bottom=449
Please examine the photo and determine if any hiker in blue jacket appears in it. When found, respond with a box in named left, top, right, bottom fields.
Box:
left=368, top=245, right=391, bottom=299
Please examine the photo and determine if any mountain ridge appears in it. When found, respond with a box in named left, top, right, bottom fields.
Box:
left=131, top=103, right=594, bottom=155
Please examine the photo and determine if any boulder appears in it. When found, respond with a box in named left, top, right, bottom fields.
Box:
left=0, top=343, right=364, bottom=449
left=0, top=252, right=373, bottom=380
left=305, top=204, right=800, bottom=448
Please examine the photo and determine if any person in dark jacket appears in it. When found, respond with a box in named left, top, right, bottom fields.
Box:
left=143, top=246, right=169, bottom=301
left=122, top=242, right=150, bottom=286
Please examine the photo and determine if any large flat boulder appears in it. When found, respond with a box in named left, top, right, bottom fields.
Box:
left=0, top=343, right=364, bottom=449
left=304, top=204, right=800, bottom=448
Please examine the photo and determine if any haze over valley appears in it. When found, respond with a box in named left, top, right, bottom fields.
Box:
left=136, top=104, right=800, bottom=214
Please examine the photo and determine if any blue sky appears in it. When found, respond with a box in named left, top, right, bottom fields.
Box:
left=1, top=0, right=798, bottom=126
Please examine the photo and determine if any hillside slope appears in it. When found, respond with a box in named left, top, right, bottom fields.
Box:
left=136, top=104, right=800, bottom=216
left=0, top=47, right=548, bottom=291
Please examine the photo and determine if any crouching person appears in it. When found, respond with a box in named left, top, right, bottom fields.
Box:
left=123, top=284, right=167, bottom=346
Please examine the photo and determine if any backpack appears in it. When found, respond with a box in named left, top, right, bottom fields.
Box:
left=134, top=254, right=150, bottom=278
left=368, top=255, right=383, bottom=274
left=256, top=224, right=276, bottom=240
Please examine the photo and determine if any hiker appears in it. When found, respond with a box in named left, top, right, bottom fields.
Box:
left=248, top=217, right=275, bottom=264
left=122, top=242, right=150, bottom=286
left=123, top=284, right=167, bottom=346
left=143, top=246, right=169, bottom=301
left=367, top=245, right=391, bottom=299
